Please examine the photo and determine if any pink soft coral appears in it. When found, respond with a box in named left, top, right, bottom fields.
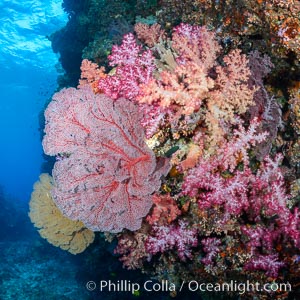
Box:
left=137, top=24, right=219, bottom=115
left=135, top=23, right=257, bottom=145
left=181, top=120, right=300, bottom=247
left=138, top=24, right=255, bottom=117
left=94, top=24, right=257, bottom=145
left=98, top=33, right=155, bottom=100
left=138, top=61, right=214, bottom=115
left=171, top=23, right=220, bottom=69
left=114, top=231, right=151, bottom=270
left=241, top=226, right=279, bottom=252
left=181, top=118, right=267, bottom=203
left=78, top=59, right=106, bottom=92
left=138, top=104, right=167, bottom=138
left=134, top=23, right=165, bottom=47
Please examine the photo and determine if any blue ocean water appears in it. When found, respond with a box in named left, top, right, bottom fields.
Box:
left=0, top=0, right=67, bottom=201
left=0, top=3, right=98, bottom=298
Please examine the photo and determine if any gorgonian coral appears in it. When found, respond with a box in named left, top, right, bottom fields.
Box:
left=29, top=174, right=95, bottom=254
left=42, top=86, right=169, bottom=233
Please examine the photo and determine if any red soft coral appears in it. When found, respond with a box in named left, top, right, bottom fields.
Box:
left=146, top=193, right=181, bottom=225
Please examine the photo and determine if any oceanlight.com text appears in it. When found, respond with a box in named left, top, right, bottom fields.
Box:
left=186, top=280, right=292, bottom=295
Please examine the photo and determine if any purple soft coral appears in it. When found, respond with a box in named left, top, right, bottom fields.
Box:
left=244, top=254, right=285, bottom=278
left=145, top=221, right=198, bottom=260
left=201, top=237, right=222, bottom=265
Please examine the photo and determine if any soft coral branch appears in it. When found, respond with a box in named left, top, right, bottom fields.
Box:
left=244, top=254, right=285, bottom=278
left=145, top=221, right=198, bottom=261
left=98, top=33, right=155, bottom=100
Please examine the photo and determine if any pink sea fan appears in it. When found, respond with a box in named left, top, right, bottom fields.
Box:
left=43, top=86, right=170, bottom=233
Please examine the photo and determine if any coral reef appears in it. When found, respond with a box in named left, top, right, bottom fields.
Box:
left=85, top=23, right=299, bottom=298
left=35, top=1, right=300, bottom=297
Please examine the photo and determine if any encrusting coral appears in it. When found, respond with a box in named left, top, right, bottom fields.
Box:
left=29, top=173, right=95, bottom=254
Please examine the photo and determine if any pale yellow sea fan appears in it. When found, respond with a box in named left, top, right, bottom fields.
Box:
left=29, top=173, right=95, bottom=254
